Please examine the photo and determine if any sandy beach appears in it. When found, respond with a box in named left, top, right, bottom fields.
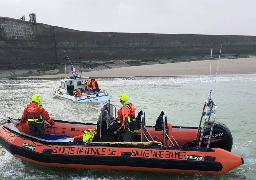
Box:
left=80, top=57, right=256, bottom=78
left=1, top=57, right=256, bottom=79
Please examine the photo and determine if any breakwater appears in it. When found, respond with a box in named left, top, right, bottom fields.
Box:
left=1, top=16, right=256, bottom=68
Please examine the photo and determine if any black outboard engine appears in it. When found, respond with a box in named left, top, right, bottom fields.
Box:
left=201, top=122, right=233, bottom=152
left=185, top=122, right=233, bottom=152
left=183, top=123, right=233, bottom=152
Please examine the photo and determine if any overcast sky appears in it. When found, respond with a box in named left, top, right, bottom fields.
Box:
left=1, top=0, right=256, bottom=36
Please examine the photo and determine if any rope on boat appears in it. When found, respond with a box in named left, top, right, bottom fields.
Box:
left=63, top=50, right=74, bottom=74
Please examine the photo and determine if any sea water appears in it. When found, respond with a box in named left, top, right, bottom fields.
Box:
left=0, top=75, right=255, bottom=180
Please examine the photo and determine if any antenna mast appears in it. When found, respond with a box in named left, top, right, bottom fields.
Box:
left=63, top=50, right=73, bottom=74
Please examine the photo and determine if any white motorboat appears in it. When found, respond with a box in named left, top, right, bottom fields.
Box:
left=53, top=77, right=109, bottom=103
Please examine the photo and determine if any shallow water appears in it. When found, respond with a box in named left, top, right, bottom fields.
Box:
left=0, top=75, right=255, bottom=180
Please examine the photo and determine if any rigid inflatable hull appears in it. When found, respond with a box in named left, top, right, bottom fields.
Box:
left=0, top=121, right=243, bottom=174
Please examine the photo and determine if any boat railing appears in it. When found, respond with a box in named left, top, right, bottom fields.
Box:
left=198, top=90, right=217, bottom=148
left=162, top=112, right=179, bottom=146
left=140, top=112, right=155, bottom=142
left=91, top=141, right=162, bottom=146
left=139, top=112, right=178, bottom=146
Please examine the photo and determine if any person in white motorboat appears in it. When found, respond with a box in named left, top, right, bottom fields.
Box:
left=73, top=89, right=82, bottom=97
left=85, top=78, right=100, bottom=92
left=85, top=78, right=92, bottom=91
left=91, top=79, right=100, bottom=92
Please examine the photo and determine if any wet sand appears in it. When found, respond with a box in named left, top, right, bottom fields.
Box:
left=5, top=57, right=256, bottom=79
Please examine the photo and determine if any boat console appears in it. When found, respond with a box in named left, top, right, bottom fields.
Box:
left=97, top=102, right=177, bottom=145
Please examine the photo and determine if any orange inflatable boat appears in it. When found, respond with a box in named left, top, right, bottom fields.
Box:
left=0, top=101, right=243, bottom=174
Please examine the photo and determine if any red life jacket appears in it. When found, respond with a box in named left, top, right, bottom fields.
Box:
left=74, top=89, right=81, bottom=97
left=117, top=109, right=122, bottom=121
left=21, top=102, right=54, bottom=125
left=117, top=102, right=136, bottom=123
left=91, top=80, right=99, bottom=90
left=26, top=102, right=42, bottom=118
left=85, top=79, right=91, bottom=90
left=126, top=102, right=136, bottom=118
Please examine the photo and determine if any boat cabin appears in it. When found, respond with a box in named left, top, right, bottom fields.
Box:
left=60, top=78, right=86, bottom=95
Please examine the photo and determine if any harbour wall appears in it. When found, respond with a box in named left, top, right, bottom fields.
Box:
left=1, top=17, right=256, bottom=68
